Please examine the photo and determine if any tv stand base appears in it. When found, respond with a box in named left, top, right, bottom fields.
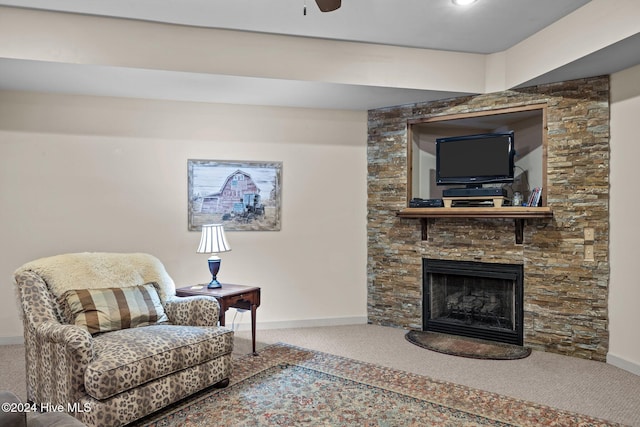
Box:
left=443, top=196, right=508, bottom=208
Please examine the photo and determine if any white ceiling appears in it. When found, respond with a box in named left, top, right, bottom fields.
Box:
left=1, top=0, right=638, bottom=110
left=0, top=0, right=592, bottom=53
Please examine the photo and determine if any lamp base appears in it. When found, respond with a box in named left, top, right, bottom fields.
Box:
left=207, top=279, right=222, bottom=289
left=207, top=257, right=223, bottom=289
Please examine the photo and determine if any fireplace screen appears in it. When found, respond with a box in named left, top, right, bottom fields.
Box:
left=423, top=259, right=524, bottom=345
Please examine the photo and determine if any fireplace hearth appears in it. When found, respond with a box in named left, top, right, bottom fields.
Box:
left=423, top=259, right=524, bottom=346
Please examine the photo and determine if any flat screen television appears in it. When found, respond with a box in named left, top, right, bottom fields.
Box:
left=435, top=131, right=515, bottom=187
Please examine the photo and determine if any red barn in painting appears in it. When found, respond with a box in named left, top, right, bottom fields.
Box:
left=199, top=170, right=260, bottom=214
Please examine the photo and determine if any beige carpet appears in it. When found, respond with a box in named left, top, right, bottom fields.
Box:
left=133, top=343, right=623, bottom=427
left=2, top=324, right=639, bottom=426
left=233, top=324, right=640, bottom=427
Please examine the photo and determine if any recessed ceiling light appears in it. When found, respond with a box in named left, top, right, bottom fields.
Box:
left=452, top=0, right=478, bottom=5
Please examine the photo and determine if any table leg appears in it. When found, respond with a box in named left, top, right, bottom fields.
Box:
left=251, top=303, right=257, bottom=356
left=217, top=300, right=228, bottom=327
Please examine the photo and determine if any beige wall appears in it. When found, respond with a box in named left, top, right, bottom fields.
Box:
left=609, top=64, right=640, bottom=374
left=0, top=91, right=368, bottom=340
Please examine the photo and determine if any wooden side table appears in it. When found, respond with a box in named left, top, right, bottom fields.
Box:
left=175, top=283, right=261, bottom=355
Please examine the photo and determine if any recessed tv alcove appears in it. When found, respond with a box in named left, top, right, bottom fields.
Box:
left=408, top=106, right=546, bottom=206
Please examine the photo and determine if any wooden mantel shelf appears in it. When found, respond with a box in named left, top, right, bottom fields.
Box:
left=396, top=207, right=553, bottom=244
left=397, top=206, right=553, bottom=219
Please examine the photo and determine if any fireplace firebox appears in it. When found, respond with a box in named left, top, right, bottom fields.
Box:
left=423, top=259, right=524, bottom=346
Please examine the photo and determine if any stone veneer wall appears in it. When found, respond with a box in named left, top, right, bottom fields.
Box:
left=367, top=76, right=610, bottom=361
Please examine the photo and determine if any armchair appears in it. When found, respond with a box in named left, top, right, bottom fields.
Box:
left=14, top=252, right=233, bottom=427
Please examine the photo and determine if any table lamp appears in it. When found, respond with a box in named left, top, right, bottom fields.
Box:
left=197, top=224, right=231, bottom=289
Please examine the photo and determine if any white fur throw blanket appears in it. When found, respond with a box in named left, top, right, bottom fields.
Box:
left=15, top=252, right=176, bottom=302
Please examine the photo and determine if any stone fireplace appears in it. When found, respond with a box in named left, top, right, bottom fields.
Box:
left=367, top=76, right=610, bottom=361
left=423, top=259, right=524, bottom=346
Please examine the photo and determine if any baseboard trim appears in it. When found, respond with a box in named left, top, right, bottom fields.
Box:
left=0, top=336, right=24, bottom=345
left=229, top=314, right=368, bottom=332
left=607, top=352, right=640, bottom=376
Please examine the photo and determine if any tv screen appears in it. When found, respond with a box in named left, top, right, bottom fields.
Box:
left=436, top=131, right=515, bottom=186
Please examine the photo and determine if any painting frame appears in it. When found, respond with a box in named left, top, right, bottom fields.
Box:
left=188, top=159, right=282, bottom=232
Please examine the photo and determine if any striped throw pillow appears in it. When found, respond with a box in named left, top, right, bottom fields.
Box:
left=65, top=282, right=169, bottom=334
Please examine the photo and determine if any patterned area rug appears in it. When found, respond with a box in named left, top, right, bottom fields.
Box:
left=405, top=331, right=532, bottom=360
left=132, top=343, right=620, bottom=427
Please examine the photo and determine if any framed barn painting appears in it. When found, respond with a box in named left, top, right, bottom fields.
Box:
left=188, top=159, right=282, bottom=231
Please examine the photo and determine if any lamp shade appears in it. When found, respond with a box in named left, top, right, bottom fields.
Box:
left=197, top=224, right=231, bottom=254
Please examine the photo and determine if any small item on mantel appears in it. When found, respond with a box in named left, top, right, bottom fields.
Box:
left=512, top=192, right=523, bottom=206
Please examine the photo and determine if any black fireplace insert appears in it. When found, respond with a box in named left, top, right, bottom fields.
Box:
left=423, top=259, right=524, bottom=345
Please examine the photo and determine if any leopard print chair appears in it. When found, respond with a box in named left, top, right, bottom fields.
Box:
left=14, top=253, right=234, bottom=427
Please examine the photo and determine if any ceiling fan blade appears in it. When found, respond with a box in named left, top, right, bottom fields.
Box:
left=315, top=0, right=341, bottom=12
